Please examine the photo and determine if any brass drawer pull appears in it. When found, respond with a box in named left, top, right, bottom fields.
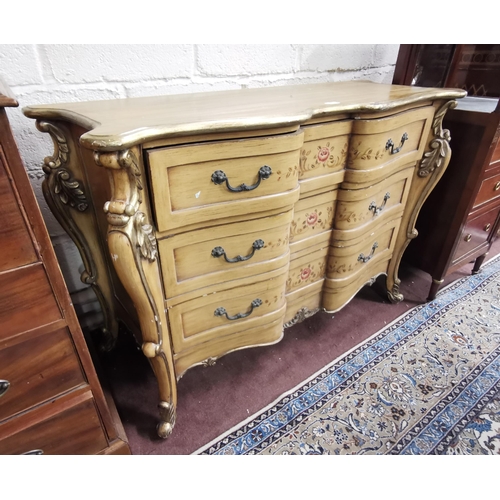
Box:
left=211, top=165, right=272, bottom=192
left=484, top=223, right=491, bottom=232
left=212, top=239, right=264, bottom=263
left=368, top=192, right=390, bottom=216
left=386, top=132, right=408, bottom=155
left=214, top=298, right=262, bottom=321
left=22, top=450, right=44, bottom=455
left=0, top=380, right=10, bottom=398
left=464, top=234, right=472, bottom=242
left=494, top=181, right=500, bottom=191
left=358, top=242, right=379, bottom=263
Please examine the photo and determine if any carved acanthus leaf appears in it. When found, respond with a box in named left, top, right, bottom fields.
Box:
left=37, top=121, right=89, bottom=211
left=134, top=212, right=158, bottom=262
left=418, top=100, right=457, bottom=177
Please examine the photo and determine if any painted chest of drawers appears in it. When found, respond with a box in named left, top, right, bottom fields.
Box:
left=23, top=81, right=465, bottom=438
left=0, top=79, right=129, bottom=454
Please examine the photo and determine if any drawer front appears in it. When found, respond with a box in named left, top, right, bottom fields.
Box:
left=0, top=328, right=86, bottom=422
left=347, top=106, right=434, bottom=171
left=0, top=394, right=108, bottom=455
left=473, top=170, right=500, bottom=209
left=158, top=211, right=292, bottom=298
left=299, top=121, right=351, bottom=195
left=327, top=217, right=402, bottom=280
left=0, top=264, right=62, bottom=342
left=0, top=154, right=38, bottom=273
left=453, top=206, right=500, bottom=263
left=174, top=314, right=285, bottom=377
left=335, top=166, right=413, bottom=232
left=289, top=190, right=337, bottom=246
left=168, top=267, right=288, bottom=353
left=286, top=246, right=329, bottom=294
left=147, top=132, right=303, bottom=232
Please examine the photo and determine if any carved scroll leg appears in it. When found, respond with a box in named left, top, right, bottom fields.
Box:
left=37, top=120, right=119, bottom=351
left=97, top=149, right=177, bottom=438
left=386, top=100, right=457, bottom=304
left=109, top=229, right=177, bottom=438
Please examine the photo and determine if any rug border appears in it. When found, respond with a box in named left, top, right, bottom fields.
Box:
left=193, top=253, right=500, bottom=455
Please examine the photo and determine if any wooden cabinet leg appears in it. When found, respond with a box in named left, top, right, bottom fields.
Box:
left=427, top=277, right=444, bottom=301
left=472, top=253, right=487, bottom=275
left=96, top=149, right=177, bottom=439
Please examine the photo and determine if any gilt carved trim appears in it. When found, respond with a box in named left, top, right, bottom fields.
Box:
left=37, top=120, right=117, bottom=350
left=96, top=148, right=176, bottom=438
left=418, top=100, right=457, bottom=177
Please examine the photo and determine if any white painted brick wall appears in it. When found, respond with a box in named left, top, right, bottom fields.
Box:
left=0, top=43, right=400, bottom=328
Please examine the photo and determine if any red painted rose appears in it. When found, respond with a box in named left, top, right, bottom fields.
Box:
left=300, top=267, right=312, bottom=280
left=317, top=147, right=330, bottom=162
left=306, top=212, right=318, bottom=226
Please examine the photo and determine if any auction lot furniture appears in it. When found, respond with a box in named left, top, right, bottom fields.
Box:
left=23, top=81, right=465, bottom=438
left=0, top=79, right=129, bottom=454
left=394, top=44, right=500, bottom=300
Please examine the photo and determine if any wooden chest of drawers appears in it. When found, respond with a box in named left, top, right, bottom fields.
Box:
left=0, top=79, right=129, bottom=454
left=403, top=97, right=500, bottom=299
left=23, top=81, right=465, bottom=439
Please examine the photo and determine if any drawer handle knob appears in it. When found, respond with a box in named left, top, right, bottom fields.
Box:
left=358, top=242, right=379, bottom=263
left=212, top=239, right=264, bottom=263
left=386, top=132, right=409, bottom=155
left=0, top=380, right=10, bottom=398
left=484, top=223, right=491, bottom=232
left=368, top=192, right=390, bottom=216
left=494, top=181, right=500, bottom=191
left=211, top=166, right=272, bottom=192
left=464, top=234, right=472, bottom=242
left=214, top=298, right=262, bottom=321
left=22, top=449, right=44, bottom=455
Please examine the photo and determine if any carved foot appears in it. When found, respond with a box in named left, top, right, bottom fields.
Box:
left=387, top=284, right=404, bottom=304
left=157, top=401, right=176, bottom=439
left=284, top=307, right=320, bottom=328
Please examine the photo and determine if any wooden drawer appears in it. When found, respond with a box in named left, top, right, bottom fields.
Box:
left=298, top=120, right=351, bottom=196
left=174, top=314, right=285, bottom=377
left=168, top=266, right=288, bottom=353
left=0, top=153, right=38, bottom=273
left=327, top=216, right=402, bottom=281
left=347, top=106, right=434, bottom=171
left=0, top=264, right=62, bottom=342
left=452, top=205, right=500, bottom=263
left=335, top=166, right=413, bottom=233
left=289, top=190, right=337, bottom=248
left=0, top=392, right=108, bottom=455
left=158, top=210, right=292, bottom=298
left=146, top=131, right=303, bottom=232
left=286, top=246, right=329, bottom=294
left=0, top=328, right=86, bottom=422
left=473, top=169, right=500, bottom=209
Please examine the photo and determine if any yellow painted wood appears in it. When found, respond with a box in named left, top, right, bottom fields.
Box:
left=335, top=166, right=413, bottom=232
left=286, top=246, right=329, bottom=294
left=174, top=313, right=285, bottom=378
left=348, top=106, right=435, bottom=171
left=168, top=267, right=288, bottom=353
left=158, top=210, right=292, bottom=298
left=23, top=81, right=465, bottom=150
left=327, top=217, right=402, bottom=282
left=147, top=132, right=302, bottom=232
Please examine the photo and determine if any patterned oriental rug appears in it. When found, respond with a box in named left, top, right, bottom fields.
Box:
left=195, top=255, right=500, bottom=455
